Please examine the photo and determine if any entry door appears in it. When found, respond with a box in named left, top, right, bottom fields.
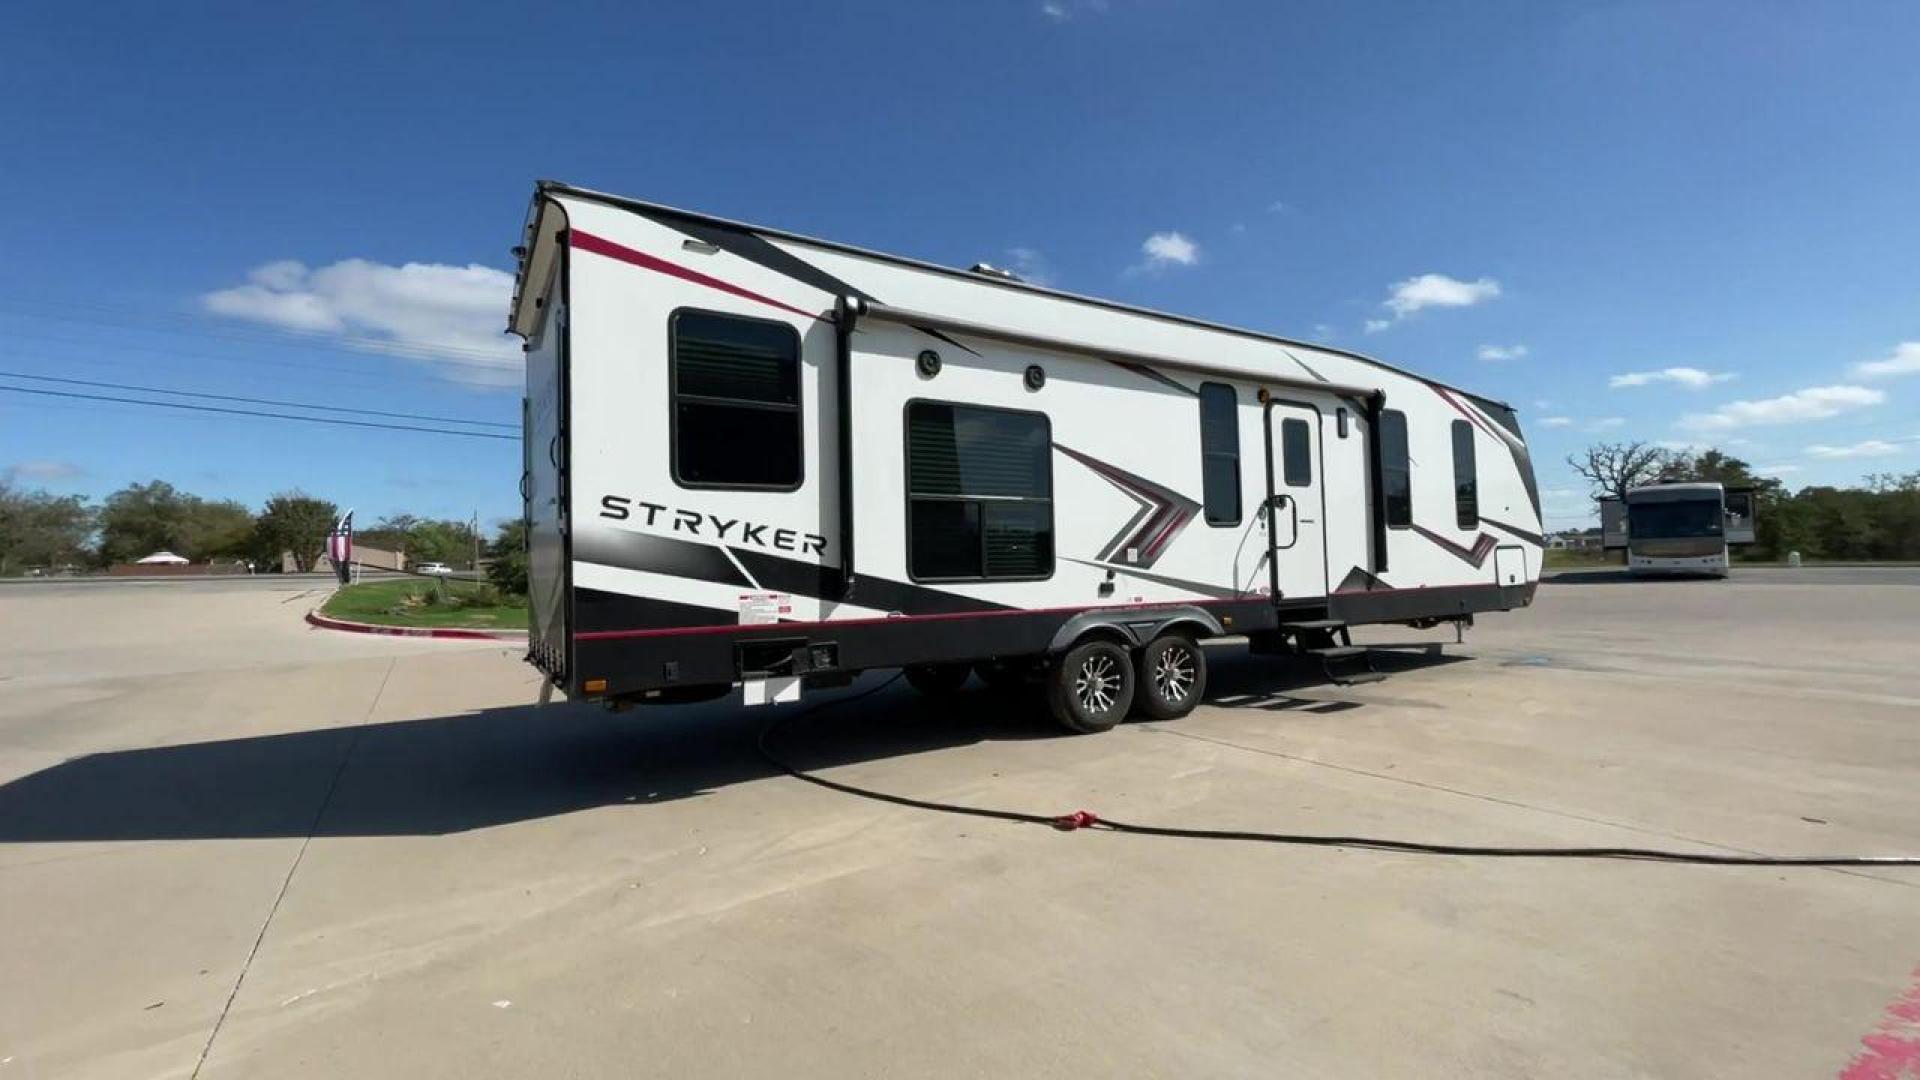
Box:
left=1264, top=401, right=1330, bottom=601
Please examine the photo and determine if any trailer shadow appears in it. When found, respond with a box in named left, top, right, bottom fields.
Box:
left=0, top=648, right=1464, bottom=845
left=1199, top=643, right=1466, bottom=714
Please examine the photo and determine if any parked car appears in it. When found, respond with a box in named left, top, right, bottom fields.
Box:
left=417, top=562, right=453, bottom=575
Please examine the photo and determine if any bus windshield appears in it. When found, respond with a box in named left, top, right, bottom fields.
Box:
left=1628, top=499, right=1723, bottom=540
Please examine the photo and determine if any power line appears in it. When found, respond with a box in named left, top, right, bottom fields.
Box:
left=0, top=384, right=517, bottom=441
left=0, top=331, right=489, bottom=393
left=0, top=298, right=520, bottom=368
left=0, top=370, right=517, bottom=429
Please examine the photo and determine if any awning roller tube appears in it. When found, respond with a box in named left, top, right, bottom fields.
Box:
left=859, top=301, right=1381, bottom=400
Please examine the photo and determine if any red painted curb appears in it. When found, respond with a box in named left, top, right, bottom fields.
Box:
left=305, top=609, right=527, bottom=641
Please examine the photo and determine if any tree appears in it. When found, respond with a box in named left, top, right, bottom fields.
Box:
left=486, top=518, right=529, bottom=596
left=97, top=481, right=191, bottom=564
left=357, top=513, right=420, bottom=554
left=406, top=518, right=480, bottom=568
left=0, top=481, right=95, bottom=574
left=181, top=499, right=256, bottom=561
left=1566, top=442, right=1678, bottom=503
left=254, top=492, right=339, bottom=572
left=94, top=480, right=257, bottom=564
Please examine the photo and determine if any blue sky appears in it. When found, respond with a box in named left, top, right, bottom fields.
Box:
left=2, top=1, right=1917, bottom=531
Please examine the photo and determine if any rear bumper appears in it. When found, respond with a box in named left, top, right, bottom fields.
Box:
left=1629, top=554, right=1727, bottom=576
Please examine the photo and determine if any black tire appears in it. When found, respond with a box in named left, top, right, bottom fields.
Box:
left=1046, top=640, right=1135, bottom=734
left=975, top=658, right=1036, bottom=694
left=904, top=663, right=971, bottom=696
left=1134, top=634, right=1207, bottom=721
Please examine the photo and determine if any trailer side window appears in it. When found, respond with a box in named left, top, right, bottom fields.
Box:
left=1381, top=409, right=1412, bottom=528
left=1197, top=383, right=1240, bottom=525
left=906, top=402, right=1052, bottom=581
left=1281, top=418, right=1312, bottom=487
left=670, top=309, right=802, bottom=490
left=1451, top=420, right=1478, bottom=529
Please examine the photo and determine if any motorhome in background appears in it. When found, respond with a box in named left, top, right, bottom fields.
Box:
left=1601, top=482, right=1756, bottom=577
left=509, top=181, right=1544, bottom=733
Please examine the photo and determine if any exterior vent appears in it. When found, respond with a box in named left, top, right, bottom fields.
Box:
left=968, top=262, right=1023, bottom=283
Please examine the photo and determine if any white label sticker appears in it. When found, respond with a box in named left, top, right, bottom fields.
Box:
left=737, top=591, right=792, bottom=625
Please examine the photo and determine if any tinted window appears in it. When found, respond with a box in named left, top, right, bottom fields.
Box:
left=906, top=402, right=1052, bottom=580
left=1451, top=420, right=1478, bottom=529
left=671, top=310, right=802, bottom=489
left=1628, top=499, right=1724, bottom=539
left=1381, top=409, right=1412, bottom=528
left=1198, top=383, right=1240, bottom=525
left=1282, top=417, right=1312, bottom=488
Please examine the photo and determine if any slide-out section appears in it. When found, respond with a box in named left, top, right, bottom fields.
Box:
left=523, top=279, right=569, bottom=683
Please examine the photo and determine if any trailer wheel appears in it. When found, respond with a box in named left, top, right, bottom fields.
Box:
left=1046, top=640, right=1135, bottom=734
left=1133, top=634, right=1207, bottom=721
left=904, top=663, right=971, bottom=696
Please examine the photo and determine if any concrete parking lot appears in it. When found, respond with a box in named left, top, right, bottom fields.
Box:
left=2, top=570, right=1918, bottom=1078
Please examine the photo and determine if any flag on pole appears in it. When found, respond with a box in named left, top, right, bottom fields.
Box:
left=326, top=510, right=354, bottom=584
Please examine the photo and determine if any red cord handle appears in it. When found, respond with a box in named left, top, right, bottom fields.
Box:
left=1054, top=810, right=1101, bottom=831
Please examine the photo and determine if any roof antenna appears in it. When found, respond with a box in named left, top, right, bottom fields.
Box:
left=969, top=262, right=1023, bottom=282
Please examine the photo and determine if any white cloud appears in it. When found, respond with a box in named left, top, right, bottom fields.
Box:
left=203, top=258, right=518, bottom=387
left=1385, top=273, right=1500, bottom=317
left=1266, top=200, right=1291, bottom=214
left=1852, top=341, right=1920, bottom=379
left=1136, top=230, right=1198, bottom=263
left=1477, top=344, right=1529, bottom=362
left=1538, top=416, right=1574, bottom=428
left=1005, top=246, right=1055, bottom=287
left=1680, top=385, right=1885, bottom=431
left=1139, top=231, right=1198, bottom=269
left=1040, top=0, right=1107, bottom=21
left=1586, top=417, right=1626, bottom=431
left=1806, top=440, right=1901, bottom=459
left=3, top=460, right=85, bottom=482
left=1609, top=366, right=1734, bottom=390
left=1228, top=222, right=1247, bottom=235
left=1533, top=399, right=1556, bottom=409
left=1366, top=273, right=1500, bottom=331
left=1757, top=463, right=1802, bottom=475
left=1311, top=323, right=1334, bottom=340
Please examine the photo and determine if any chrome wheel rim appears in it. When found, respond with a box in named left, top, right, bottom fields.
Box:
left=1074, top=653, right=1121, bottom=713
left=1153, top=644, right=1196, bottom=703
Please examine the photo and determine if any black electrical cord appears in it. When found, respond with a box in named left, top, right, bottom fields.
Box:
left=757, top=676, right=1920, bottom=868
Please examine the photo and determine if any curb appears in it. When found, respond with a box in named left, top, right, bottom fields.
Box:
left=306, top=609, right=528, bottom=641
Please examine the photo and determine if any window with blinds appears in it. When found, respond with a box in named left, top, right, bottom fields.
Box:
left=1451, top=419, right=1479, bottom=529
left=1381, top=409, right=1412, bottom=528
left=906, top=401, right=1053, bottom=581
left=671, top=309, right=802, bottom=489
left=1281, top=417, right=1312, bottom=488
left=1198, top=383, right=1240, bottom=525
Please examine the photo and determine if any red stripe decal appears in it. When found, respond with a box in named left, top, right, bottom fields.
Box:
left=1435, top=386, right=1501, bottom=441
left=569, top=229, right=822, bottom=322
left=575, top=596, right=1247, bottom=642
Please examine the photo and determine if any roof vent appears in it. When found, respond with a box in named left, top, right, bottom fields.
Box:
left=969, top=262, right=1024, bottom=283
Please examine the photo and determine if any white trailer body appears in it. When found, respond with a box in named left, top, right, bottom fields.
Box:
left=508, top=182, right=1543, bottom=708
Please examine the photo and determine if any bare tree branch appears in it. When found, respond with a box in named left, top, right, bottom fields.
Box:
left=1566, top=441, right=1678, bottom=502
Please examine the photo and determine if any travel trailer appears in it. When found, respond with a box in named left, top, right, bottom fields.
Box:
left=508, top=182, right=1543, bottom=733
left=1601, top=482, right=1755, bottom=577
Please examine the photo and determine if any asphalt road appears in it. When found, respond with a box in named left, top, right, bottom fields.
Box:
left=1546, top=564, right=1920, bottom=586
left=2, top=569, right=1917, bottom=1078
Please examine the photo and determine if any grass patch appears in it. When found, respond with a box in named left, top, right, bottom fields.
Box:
left=1543, top=548, right=1617, bottom=569
left=321, top=578, right=528, bottom=630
